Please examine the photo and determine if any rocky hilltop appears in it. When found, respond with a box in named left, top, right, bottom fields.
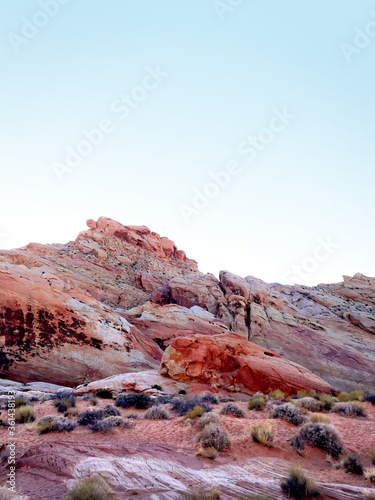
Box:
left=0, top=217, right=374, bottom=392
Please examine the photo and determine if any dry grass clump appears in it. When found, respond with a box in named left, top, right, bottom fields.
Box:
left=144, top=405, right=168, bottom=420
left=347, top=390, right=364, bottom=401
left=171, top=395, right=213, bottom=416
left=341, top=453, right=363, bottom=475
left=14, top=394, right=31, bottom=408
left=219, top=402, right=244, bottom=418
left=364, top=468, right=375, bottom=482
left=65, top=475, right=112, bottom=500
left=269, top=389, right=285, bottom=401
left=195, top=446, right=218, bottom=460
left=331, top=402, right=366, bottom=417
left=268, top=403, right=306, bottom=426
left=249, top=422, right=274, bottom=447
left=362, top=489, right=375, bottom=500
left=280, top=463, right=320, bottom=498
left=319, top=394, right=335, bottom=411
left=178, top=486, right=220, bottom=499
left=196, top=412, right=221, bottom=430
left=54, top=390, right=77, bottom=413
left=88, top=395, right=98, bottom=406
left=65, top=407, right=79, bottom=418
left=248, top=395, right=265, bottom=411
left=36, top=415, right=57, bottom=434
left=15, top=405, right=35, bottom=423
left=308, top=413, right=330, bottom=424
left=295, top=397, right=323, bottom=412
left=184, top=405, right=206, bottom=420
left=198, top=423, right=231, bottom=451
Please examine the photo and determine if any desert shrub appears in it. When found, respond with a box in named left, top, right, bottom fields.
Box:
left=198, top=423, right=231, bottom=451
left=115, top=393, right=151, bottom=409
left=14, top=394, right=31, bottom=408
left=363, top=489, right=375, bottom=500
left=296, top=390, right=307, bottom=398
left=88, top=418, right=115, bottom=433
left=331, top=402, right=366, bottom=417
left=89, top=395, right=98, bottom=406
left=125, top=412, right=138, bottom=419
left=56, top=417, right=77, bottom=432
left=295, top=397, right=323, bottom=412
left=184, top=405, right=206, bottom=420
left=102, top=404, right=120, bottom=417
left=199, top=393, right=219, bottom=405
left=249, top=422, right=274, bottom=447
left=77, top=409, right=105, bottom=426
left=195, top=446, right=218, bottom=460
left=248, top=395, right=265, bottom=411
left=65, top=475, right=111, bottom=500
left=347, top=390, right=364, bottom=401
left=157, top=395, right=170, bottom=405
left=268, top=403, right=307, bottom=426
left=15, top=405, right=35, bottom=423
left=297, top=422, right=344, bottom=458
left=319, top=394, right=335, bottom=411
left=144, top=405, right=168, bottom=420
left=369, top=448, right=375, bottom=465
left=365, top=393, right=375, bottom=406
left=219, top=397, right=235, bottom=403
left=280, top=463, right=320, bottom=499
left=196, top=412, right=221, bottom=430
left=219, top=402, right=244, bottom=418
left=338, top=392, right=349, bottom=402
left=65, top=407, right=79, bottom=418
left=96, top=389, right=113, bottom=399
left=308, top=413, right=330, bottom=424
left=104, top=416, right=134, bottom=428
left=341, top=453, right=363, bottom=475
left=171, top=396, right=212, bottom=416
left=151, top=384, right=163, bottom=391
left=364, top=468, right=375, bottom=482
left=36, top=415, right=57, bottom=434
left=290, top=435, right=306, bottom=454
left=178, top=486, right=220, bottom=500
left=54, top=391, right=76, bottom=413
left=269, top=389, right=285, bottom=401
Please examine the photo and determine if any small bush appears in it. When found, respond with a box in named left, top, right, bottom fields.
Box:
left=115, top=393, right=151, bottom=409
left=297, top=423, right=344, bottom=458
left=65, top=407, right=79, bottom=418
left=184, top=405, right=206, bottom=420
left=341, top=453, right=363, bottom=475
left=248, top=395, right=265, bottom=411
left=219, top=397, right=235, bottom=403
left=14, top=394, right=31, bottom=408
left=105, top=416, right=135, bottom=428
left=36, top=415, right=57, bottom=434
left=219, top=402, right=244, bottom=418
left=54, top=392, right=76, bottom=413
left=290, top=435, right=306, bottom=454
left=280, top=463, right=320, bottom=499
left=15, top=405, right=35, bottom=423
left=89, top=395, right=98, bottom=406
left=308, top=413, right=330, bottom=424
left=56, top=417, right=77, bottom=432
left=171, top=396, right=212, bottom=416
left=151, top=384, right=163, bottom=391
left=338, top=392, right=349, bottom=402
left=295, top=397, right=323, bottom=412
left=196, top=412, right=221, bottom=430
left=102, top=404, right=120, bottom=417
left=66, top=475, right=112, bottom=500
left=319, top=394, right=335, bottom=411
left=77, top=409, right=105, bottom=426
left=178, top=486, right=220, bottom=500
left=369, top=448, right=375, bottom=465
left=144, top=405, right=168, bottom=420
left=296, top=390, right=307, bottom=398
left=269, top=389, right=285, bottom=400
left=364, top=468, right=375, bottom=482
left=198, top=423, right=231, bottom=451
left=347, top=390, right=364, bottom=401
left=195, top=446, right=218, bottom=460
left=89, top=418, right=115, bottom=433
left=365, top=393, right=375, bottom=405
left=331, top=402, right=366, bottom=417
left=268, top=403, right=306, bottom=426
left=249, top=422, right=274, bottom=447
left=96, top=389, right=113, bottom=399
left=199, top=393, right=219, bottom=404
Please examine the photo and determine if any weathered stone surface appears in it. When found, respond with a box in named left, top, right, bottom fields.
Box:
left=160, top=332, right=337, bottom=396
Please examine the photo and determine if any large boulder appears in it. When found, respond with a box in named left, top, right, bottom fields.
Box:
left=159, top=332, right=337, bottom=396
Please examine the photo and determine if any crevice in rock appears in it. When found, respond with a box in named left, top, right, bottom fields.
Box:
left=245, top=302, right=251, bottom=341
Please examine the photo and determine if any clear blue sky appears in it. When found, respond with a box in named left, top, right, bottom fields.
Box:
left=1, top=0, right=374, bottom=285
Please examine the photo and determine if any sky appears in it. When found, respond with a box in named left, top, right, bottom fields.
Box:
left=1, top=0, right=374, bottom=286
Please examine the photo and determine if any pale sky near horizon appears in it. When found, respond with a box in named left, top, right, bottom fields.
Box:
left=1, top=0, right=374, bottom=286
